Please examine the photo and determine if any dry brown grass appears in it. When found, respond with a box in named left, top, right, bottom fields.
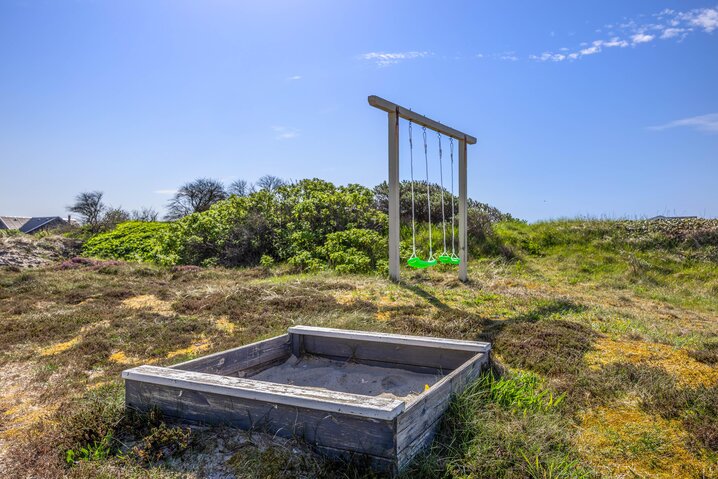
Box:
left=0, top=254, right=716, bottom=478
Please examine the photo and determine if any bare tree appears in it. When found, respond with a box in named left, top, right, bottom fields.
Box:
left=102, top=207, right=131, bottom=229
left=256, top=175, right=286, bottom=192
left=228, top=179, right=253, bottom=197
left=68, top=191, right=106, bottom=231
left=131, top=207, right=159, bottom=222
left=165, top=178, right=227, bottom=220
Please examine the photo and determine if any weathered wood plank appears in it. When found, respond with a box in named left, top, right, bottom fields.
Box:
left=299, top=334, right=476, bottom=374
left=313, top=443, right=397, bottom=474
left=172, top=334, right=291, bottom=376
left=397, top=420, right=439, bottom=470
left=126, top=380, right=397, bottom=459
left=368, top=95, right=478, bottom=145
left=123, top=365, right=405, bottom=420
left=289, top=326, right=491, bottom=353
left=396, top=352, right=488, bottom=464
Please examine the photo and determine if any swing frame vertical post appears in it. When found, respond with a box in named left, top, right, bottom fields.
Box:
left=368, top=95, right=476, bottom=283
left=388, top=108, right=401, bottom=282
left=458, top=138, right=468, bottom=282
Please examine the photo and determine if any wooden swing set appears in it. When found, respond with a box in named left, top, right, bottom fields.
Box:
left=368, top=95, right=477, bottom=282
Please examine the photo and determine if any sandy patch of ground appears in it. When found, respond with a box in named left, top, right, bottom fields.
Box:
left=577, top=397, right=708, bottom=478
left=36, top=320, right=111, bottom=357
left=586, top=338, right=718, bottom=387
left=122, top=294, right=175, bottom=316
left=166, top=336, right=211, bottom=359
left=250, top=355, right=441, bottom=401
left=0, top=361, right=56, bottom=471
left=38, top=336, right=81, bottom=356
left=0, top=235, right=80, bottom=268
left=212, top=316, right=236, bottom=334
left=108, top=350, right=151, bottom=366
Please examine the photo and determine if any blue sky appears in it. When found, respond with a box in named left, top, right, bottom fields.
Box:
left=1, top=1, right=716, bottom=222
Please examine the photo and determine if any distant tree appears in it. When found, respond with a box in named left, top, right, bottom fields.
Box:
left=228, top=179, right=253, bottom=197
left=165, top=178, right=227, bottom=220
left=101, top=207, right=131, bottom=230
left=68, top=191, right=106, bottom=231
left=256, top=175, right=286, bottom=192
left=131, top=207, right=159, bottom=222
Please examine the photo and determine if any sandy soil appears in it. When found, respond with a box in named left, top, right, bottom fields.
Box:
left=0, top=235, right=80, bottom=268
left=249, top=355, right=443, bottom=401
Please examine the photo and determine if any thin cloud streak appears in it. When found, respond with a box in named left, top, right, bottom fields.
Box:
left=359, top=51, right=430, bottom=67
left=272, top=126, right=300, bottom=140
left=648, top=114, right=718, bottom=134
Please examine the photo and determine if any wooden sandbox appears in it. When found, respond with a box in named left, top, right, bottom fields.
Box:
left=122, top=326, right=491, bottom=473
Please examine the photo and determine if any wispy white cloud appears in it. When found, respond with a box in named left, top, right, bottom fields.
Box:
left=477, top=51, right=520, bottom=62
left=648, top=113, right=718, bottom=134
left=681, top=7, right=718, bottom=32
left=154, top=189, right=178, bottom=195
left=631, top=33, right=655, bottom=44
left=603, top=38, right=629, bottom=48
left=531, top=5, right=718, bottom=63
left=272, top=126, right=300, bottom=140
left=660, top=27, right=687, bottom=39
left=287, top=75, right=302, bottom=81
left=359, top=51, right=430, bottom=67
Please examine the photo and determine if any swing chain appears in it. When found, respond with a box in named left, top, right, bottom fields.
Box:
left=438, top=132, right=447, bottom=256
left=408, top=121, right=416, bottom=258
left=422, top=127, right=435, bottom=261
left=449, top=137, right=458, bottom=259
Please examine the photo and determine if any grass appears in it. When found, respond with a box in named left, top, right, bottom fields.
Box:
left=0, top=218, right=717, bottom=478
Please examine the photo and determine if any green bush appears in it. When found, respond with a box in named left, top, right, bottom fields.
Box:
left=81, top=178, right=519, bottom=273
left=166, top=179, right=387, bottom=271
left=322, top=228, right=387, bottom=274
left=276, top=180, right=387, bottom=268
left=82, top=222, right=171, bottom=263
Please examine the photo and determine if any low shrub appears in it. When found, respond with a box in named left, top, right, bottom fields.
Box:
left=82, top=222, right=171, bottom=263
left=322, top=228, right=387, bottom=274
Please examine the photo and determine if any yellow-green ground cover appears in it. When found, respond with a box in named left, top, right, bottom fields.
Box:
left=1, top=220, right=717, bottom=478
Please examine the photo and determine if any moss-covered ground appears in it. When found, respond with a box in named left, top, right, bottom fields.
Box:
left=1, top=219, right=716, bottom=478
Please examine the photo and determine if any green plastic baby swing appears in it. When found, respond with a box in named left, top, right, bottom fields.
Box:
left=406, top=123, right=460, bottom=269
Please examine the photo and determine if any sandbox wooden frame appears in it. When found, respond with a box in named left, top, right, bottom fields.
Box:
left=122, top=326, right=490, bottom=474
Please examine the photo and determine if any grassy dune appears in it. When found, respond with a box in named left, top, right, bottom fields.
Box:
left=1, top=219, right=717, bottom=478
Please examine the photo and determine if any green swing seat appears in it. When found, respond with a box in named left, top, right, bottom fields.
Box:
left=407, top=256, right=437, bottom=269
left=438, top=254, right=460, bottom=265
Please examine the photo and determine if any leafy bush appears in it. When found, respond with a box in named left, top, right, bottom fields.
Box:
left=166, top=179, right=387, bottom=271
left=81, top=177, right=519, bottom=273
left=276, top=180, right=386, bottom=269
left=321, top=228, right=387, bottom=274
left=82, top=222, right=171, bottom=263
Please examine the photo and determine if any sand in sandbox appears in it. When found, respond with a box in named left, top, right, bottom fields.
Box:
left=248, top=355, right=444, bottom=401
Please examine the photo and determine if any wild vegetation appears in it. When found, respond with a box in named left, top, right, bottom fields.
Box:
left=79, top=178, right=514, bottom=273
left=0, top=210, right=717, bottom=477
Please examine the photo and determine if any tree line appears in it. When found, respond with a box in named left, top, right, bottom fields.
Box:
left=67, top=175, right=287, bottom=232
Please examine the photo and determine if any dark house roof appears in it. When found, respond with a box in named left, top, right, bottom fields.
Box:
left=0, top=216, right=67, bottom=234
left=0, top=216, right=31, bottom=230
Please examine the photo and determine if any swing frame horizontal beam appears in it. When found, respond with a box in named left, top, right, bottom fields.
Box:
left=368, top=95, right=477, bottom=145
